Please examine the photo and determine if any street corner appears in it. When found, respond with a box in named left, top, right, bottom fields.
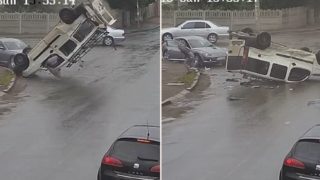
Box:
left=0, top=66, right=16, bottom=94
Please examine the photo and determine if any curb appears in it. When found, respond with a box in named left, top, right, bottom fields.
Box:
left=2, top=68, right=16, bottom=93
left=126, top=25, right=160, bottom=34
left=162, top=69, right=201, bottom=106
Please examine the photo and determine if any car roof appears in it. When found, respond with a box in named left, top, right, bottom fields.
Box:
left=118, top=125, right=160, bottom=142
left=175, top=36, right=206, bottom=41
left=0, top=38, right=24, bottom=43
left=184, top=20, right=213, bottom=24
left=300, top=124, right=320, bottom=140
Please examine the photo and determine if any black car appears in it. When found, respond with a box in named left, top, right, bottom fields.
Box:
left=0, top=38, right=30, bottom=73
left=280, top=124, right=320, bottom=180
left=98, top=125, right=160, bottom=180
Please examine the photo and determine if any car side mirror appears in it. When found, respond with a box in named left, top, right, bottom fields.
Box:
left=0, top=46, right=5, bottom=50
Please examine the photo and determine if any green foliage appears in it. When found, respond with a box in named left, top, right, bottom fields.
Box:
left=106, top=0, right=155, bottom=10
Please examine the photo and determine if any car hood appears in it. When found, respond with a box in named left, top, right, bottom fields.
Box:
left=193, top=47, right=227, bottom=57
left=7, top=49, right=23, bottom=53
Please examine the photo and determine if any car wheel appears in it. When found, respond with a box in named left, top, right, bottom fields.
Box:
left=256, top=32, right=271, bottom=50
left=163, top=51, right=169, bottom=60
left=207, top=33, right=218, bottom=44
left=12, top=54, right=29, bottom=73
left=59, top=8, right=77, bottom=24
left=162, top=33, right=173, bottom=41
left=103, top=36, right=114, bottom=46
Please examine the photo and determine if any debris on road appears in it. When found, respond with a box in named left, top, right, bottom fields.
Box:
left=307, top=99, right=320, bottom=106
left=226, top=78, right=239, bottom=82
left=166, top=82, right=185, bottom=86
left=228, top=96, right=246, bottom=101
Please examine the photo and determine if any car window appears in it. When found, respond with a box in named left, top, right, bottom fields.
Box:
left=270, top=64, right=287, bottom=80
left=73, top=19, right=95, bottom=42
left=194, top=22, right=206, bottom=29
left=294, top=139, right=320, bottom=161
left=188, top=39, right=212, bottom=48
left=245, top=58, right=269, bottom=75
left=59, top=40, right=77, bottom=56
left=288, top=68, right=310, bottom=82
left=181, top=22, right=195, bottom=29
left=3, top=40, right=27, bottom=50
left=205, top=23, right=211, bottom=28
left=167, top=40, right=178, bottom=47
left=111, top=139, right=160, bottom=163
left=0, top=41, right=5, bottom=50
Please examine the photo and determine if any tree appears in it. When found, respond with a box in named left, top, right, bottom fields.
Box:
left=106, top=0, right=155, bottom=10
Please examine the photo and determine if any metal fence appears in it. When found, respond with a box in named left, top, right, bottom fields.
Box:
left=0, top=13, right=59, bottom=35
left=162, top=7, right=308, bottom=30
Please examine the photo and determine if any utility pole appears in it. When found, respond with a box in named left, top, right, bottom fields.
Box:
left=255, top=0, right=260, bottom=32
left=137, top=0, right=140, bottom=27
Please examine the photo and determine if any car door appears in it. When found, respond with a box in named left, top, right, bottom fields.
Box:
left=0, top=41, right=11, bottom=66
left=193, top=22, right=207, bottom=37
left=166, top=40, right=186, bottom=60
left=178, top=22, right=196, bottom=37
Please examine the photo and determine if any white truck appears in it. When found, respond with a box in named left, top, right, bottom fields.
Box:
left=227, top=31, right=320, bottom=83
left=14, top=0, right=116, bottom=77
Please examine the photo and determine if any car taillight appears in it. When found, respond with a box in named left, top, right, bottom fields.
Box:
left=137, top=139, right=151, bottom=143
left=150, top=165, right=160, bottom=173
left=284, top=157, right=305, bottom=169
left=102, top=155, right=123, bottom=167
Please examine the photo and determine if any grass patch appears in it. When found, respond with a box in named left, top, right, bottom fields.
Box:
left=0, top=70, right=14, bottom=88
left=177, top=70, right=197, bottom=87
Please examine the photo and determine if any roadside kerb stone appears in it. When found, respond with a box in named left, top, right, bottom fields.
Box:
left=162, top=69, right=201, bottom=106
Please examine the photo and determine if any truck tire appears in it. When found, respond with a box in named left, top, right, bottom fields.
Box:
left=59, top=8, right=77, bottom=24
left=256, top=32, right=271, bottom=50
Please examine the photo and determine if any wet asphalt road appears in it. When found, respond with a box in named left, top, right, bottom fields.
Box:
left=0, top=29, right=159, bottom=180
left=163, top=30, right=320, bottom=180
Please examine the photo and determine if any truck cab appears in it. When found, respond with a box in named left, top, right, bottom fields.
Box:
left=20, top=0, right=116, bottom=77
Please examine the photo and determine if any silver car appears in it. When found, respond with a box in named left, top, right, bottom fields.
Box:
left=101, top=26, right=125, bottom=46
left=162, top=20, right=229, bottom=43
left=162, top=36, right=227, bottom=67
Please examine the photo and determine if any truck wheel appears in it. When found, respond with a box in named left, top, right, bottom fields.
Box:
left=12, top=54, right=29, bottom=73
left=256, top=32, right=271, bottom=50
left=316, top=50, right=320, bottom=65
left=59, top=8, right=77, bottom=24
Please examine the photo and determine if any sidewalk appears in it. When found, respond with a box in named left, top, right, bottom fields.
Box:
left=162, top=61, right=188, bottom=101
left=0, top=66, right=16, bottom=93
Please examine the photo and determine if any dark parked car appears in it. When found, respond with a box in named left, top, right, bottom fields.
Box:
left=162, top=36, right=227, bottom=67
left=280, top=124, right=320, bottom=180
left=0, top=38, right=30, bottom=73
left=97, top=125, right=160, bottom=180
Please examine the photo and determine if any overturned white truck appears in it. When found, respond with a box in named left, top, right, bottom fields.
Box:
left=14, top=0, right=116, bottom=77
left=227, top=31, right=320, bottom=83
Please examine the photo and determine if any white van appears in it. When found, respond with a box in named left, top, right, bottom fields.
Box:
left=227, top=31, right=320, bottom=83
left=19, top=0, right=116, bottom=77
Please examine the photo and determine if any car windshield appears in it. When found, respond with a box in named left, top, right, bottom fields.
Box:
left=175, top=22, right=183, bottom=27
left=3, top=40, right=27, bottom=50
left=294, top=139, right=320, bottom=161
left=111, top=139, right=160, bottom=163
left=167, top=40, right=178, bottom=47
left=188, top=39, right=213, bottom=48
